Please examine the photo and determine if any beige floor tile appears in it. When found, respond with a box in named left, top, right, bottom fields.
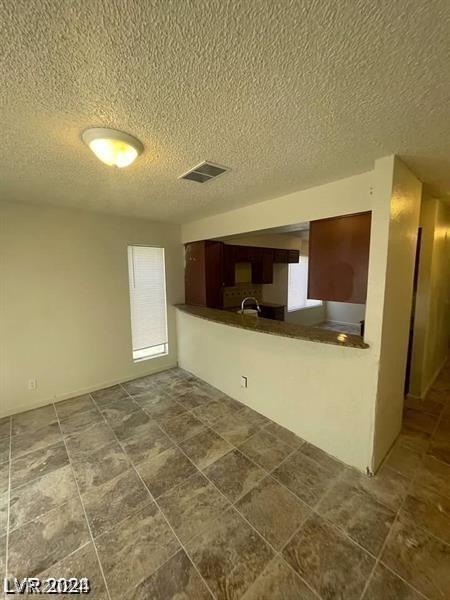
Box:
left=8, top=499, right=89, bottom=578
left=236, top=476, right=310, bottom=550
left=158, top=472, right=229, bottom=545
left=179, top=428, right=232, bottom=470
left=10, top=441, right=69, bottom=489
left=9, top=464, right=77, bottom=531
left=36, top=542, right=108, bottom=599
left=316, top=475, right=396, bottom=555
left=238, top=429, right=293, bottom=471
left=137, top=446, right=197, bottom=498
left=381, top=514, right=450, bottom=600
left=55, top=394, right=95, bottom=420
left=363, top=563, right=423, bottom=599
left=203, top=449, right=265, bottom=502
left=385, top=441, right=424, bottom=479
left=242, top=556, right=317, bottom=600
left=96, top=503, right=180, bottom=599
left=263, top=421, right=304, bottom=449
left=283, top=513, right=374, bottom=600
left=83, top=468, right=151, bottom=537
left=401, top=485, right=450, bottom=544
left=11, top=405, right=57, bottom=436
left=130, top=549, right=211, bottom=600
left=272, top=448, right=342, bottom=507
left=186, top=507, right=273, bottom=600
left=416, top=455, right=450, bottom=498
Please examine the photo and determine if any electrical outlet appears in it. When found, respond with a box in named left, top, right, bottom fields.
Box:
left=28, top=379, right=37, bottom=391
left=240, top=376, right=248, bottom=388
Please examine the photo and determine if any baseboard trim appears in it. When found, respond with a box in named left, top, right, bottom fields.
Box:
left=1, top=362, right=178, bottom=418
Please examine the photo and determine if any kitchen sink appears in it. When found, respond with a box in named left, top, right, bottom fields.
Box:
left=236, top=308, right=259, bottom=316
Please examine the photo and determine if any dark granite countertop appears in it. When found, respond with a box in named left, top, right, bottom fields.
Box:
left=175, top=304, right=369, bottom=349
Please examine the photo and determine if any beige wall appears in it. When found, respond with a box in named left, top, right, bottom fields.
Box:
left=181, top=169, right=380, bottom=471
left=410, top=195, right=450, bottom=397
left=326, top=302, right=366, bottom=325
left=180, top=157, right=423, bottom=472
left=183, top=172, right=374, bottom=243
left=177, top=310, right=374, bottom=470
left=371, top=158, right=422, bottom=470
left=0, top=201, right=183, bottom=417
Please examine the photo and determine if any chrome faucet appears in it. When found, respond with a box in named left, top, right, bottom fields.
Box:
left=241, top=296, right=261, bottom=313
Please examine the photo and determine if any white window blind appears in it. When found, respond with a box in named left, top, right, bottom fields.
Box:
left=127, top=245, right=168, bottom=361
left=288, top=257, right=322, bottom=312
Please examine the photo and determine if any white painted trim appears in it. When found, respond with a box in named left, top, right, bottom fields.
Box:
left=1, top=363, right=178, bottom=418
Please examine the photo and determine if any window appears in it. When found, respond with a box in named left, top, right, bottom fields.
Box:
left=127, top=245, right=168, bottom=361
left=287, top=257, right=322, bottom=312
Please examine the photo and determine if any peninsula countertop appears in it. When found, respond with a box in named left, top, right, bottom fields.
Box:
left=175, top=304, right=369, bottom=349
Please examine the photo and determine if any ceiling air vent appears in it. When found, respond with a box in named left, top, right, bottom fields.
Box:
left=179, top=161, right=229, bottom=183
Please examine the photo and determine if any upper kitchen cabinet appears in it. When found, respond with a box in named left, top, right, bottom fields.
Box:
left=184, top=240, right=301, bottom=308
left=308, top=212, right=371, bottom=303
left=185, top=240, right=224, bottom=308
left=251, top=248, right=274, bottom=284
left=273, top=248, right=300, bottom=264
left=222, top=244, right=237, bottom=286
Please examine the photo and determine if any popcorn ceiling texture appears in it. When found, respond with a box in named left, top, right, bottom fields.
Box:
left=0, top=0, right=449, bottom=223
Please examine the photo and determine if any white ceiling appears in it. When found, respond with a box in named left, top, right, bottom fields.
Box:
left=1, top=0, right=449, bottom=224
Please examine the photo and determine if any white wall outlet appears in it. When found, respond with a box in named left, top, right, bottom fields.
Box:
left=240, top=376, right=248, bottom=388
left=28, top=379, right=37, bottom=391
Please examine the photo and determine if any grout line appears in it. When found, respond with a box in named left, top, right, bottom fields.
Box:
left=4, top=417, right=12, bottom=582
left=53, top=402, right=113, bottom=600
left=96, top=387, right=217, bottom=599
left=280, top=554, right=324, bottom=599
left=6, top=370, right=447, bottom=598
left=162, top=390, right=443, bottom=599
left=171, top=437, right=325, bottom=599
left=358, top=420, right=436, bottom=600
left=158, top=391, right=395, bottom=571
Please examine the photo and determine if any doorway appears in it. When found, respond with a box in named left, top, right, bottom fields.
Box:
left=404, top=227, right=423, bottom=396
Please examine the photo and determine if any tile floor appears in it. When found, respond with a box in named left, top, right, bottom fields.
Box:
left=0, top=362, right=449, bottom=599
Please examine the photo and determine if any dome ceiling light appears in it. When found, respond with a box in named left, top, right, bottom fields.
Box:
left=81, top=127, right=144, bottom=168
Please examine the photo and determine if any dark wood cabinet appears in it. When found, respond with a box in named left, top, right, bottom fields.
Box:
left=185, top=241, right=224, bottom=308
left=273, top=248, right=299, bottom=263
left=251, top=249, right=274, bottom=284
left=308, top=212, right=371, bottom=303
left=185, top=240, right=301, bottom=308
left=259, top=304, right=285, bottom=321
left=273, top=249, right=288, bottom=263
left=222, top=244, right=237, bottom=286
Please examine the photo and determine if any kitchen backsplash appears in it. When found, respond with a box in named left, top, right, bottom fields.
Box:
left=223, top=284, right=263, bottom=308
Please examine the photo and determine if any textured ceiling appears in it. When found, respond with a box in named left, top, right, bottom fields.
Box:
left=1, top=0, right=449, bottom=223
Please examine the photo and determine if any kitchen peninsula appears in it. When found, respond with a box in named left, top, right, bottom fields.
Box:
left=176, top=304, right=368, bottom=349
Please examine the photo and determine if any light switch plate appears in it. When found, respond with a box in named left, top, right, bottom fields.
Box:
left=240, top=376, right=248, bottom=388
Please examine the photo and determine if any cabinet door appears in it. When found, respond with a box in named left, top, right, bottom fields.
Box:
left=185, top=242, right=206, bottom=306
left=204, top=241, right=224, bottom=308
left=273, top=249, right=288, bottom=263
left=251, top=249, right=273, bottom=284
left=235, top=245, right=250, bottom=262
left=223, top=244, right=236, bottom=286
left=308, top=212, right=371, bottom=303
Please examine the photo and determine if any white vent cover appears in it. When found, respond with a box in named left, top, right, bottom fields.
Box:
left=179, top=161, right=229, bottom=183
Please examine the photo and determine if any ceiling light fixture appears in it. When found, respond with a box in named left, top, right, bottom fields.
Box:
left=81, top=127, right=144, bottom=168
